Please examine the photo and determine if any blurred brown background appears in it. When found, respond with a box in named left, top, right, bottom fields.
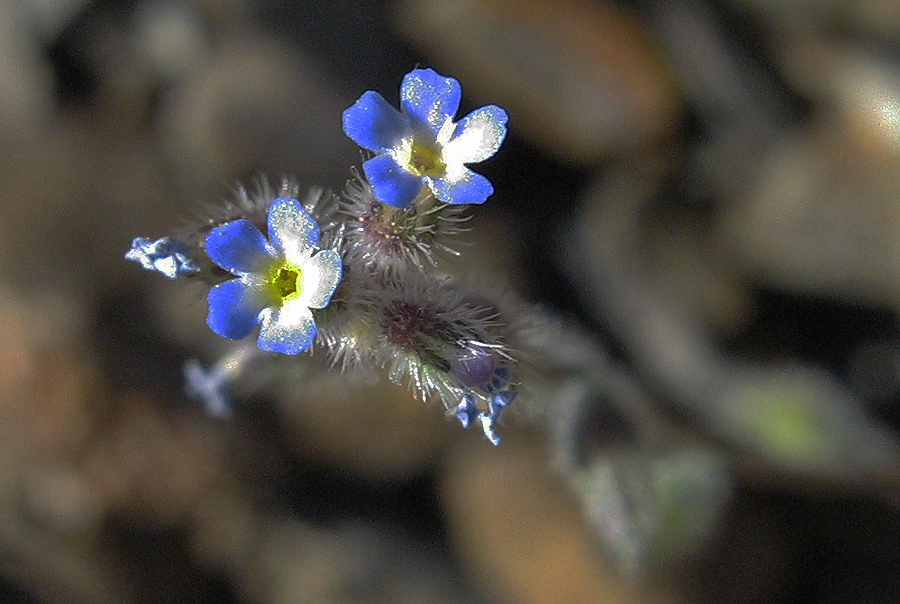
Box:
left=4, top=0, right=900, bottom=603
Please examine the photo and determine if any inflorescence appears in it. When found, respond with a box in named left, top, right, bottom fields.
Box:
left=126, top=67, right=515, bottom=443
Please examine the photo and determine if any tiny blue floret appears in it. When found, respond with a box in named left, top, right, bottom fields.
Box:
left=342, top=68, right=508, bottom=208
left=453, top=387, right=511, bottom=446
left=454, top=395, right=481, bottom=429
left=203, top=198, right=342, bottom=355
left=184, top=358, right=231, bottom=419
left=125, top=236, right=200, bottom=278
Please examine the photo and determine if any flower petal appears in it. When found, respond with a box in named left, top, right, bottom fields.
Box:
left=454, top=396, right=479, bottom=428
left=205, top=220, right=272, bottom=275
left=426, top=167, right=494, bottom=205
left=257, top=298, right=316, bottom=354
left=400, top=68, right=461, bottom=133
left=342, top=90, right=411, bottom=153
left=442, top=105, right=508, bottom=165
left=363, top=154, right=424, bottom=208
left=300, top=248, right=342, bottom=309
left=480, top=412, right=501, bottom=445
left=207, top=279, right=267, bottom=339
left=268, top=197, right=318, bottom=265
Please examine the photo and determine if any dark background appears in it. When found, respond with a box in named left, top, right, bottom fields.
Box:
left=3, top=0, right=900, bottom=602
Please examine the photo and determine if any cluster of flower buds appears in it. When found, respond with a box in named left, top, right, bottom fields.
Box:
left=127, top=68, right=519, bottom=443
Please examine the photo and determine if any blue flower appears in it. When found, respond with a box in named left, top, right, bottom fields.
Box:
left=453, top=395, right=503, bottom=445
left=183, top=344, right=259, bottom=418
left=452, top=375, right=516, bottom=446
left=454, top=395, right=481, bottom=429
left=184, top=358, right=231, bottom=419
left=125, top=236, right=200, bottom=278
left=204, top=197, right=342, bottom=355
left=342, top=68, right=508, bottom=208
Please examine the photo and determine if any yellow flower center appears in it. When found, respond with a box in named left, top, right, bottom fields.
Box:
left=409, top=139, right=445, bottom=176
left=268, top=265, right=301, bottom=303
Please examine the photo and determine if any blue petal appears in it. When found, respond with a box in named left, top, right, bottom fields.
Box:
left=454, top=396, right=480, bottom=428
left=427, top=168, right=494, bottom=205
left=205, top=219, right=272, bottom=275
left=400, top=68, right=461, bottom=133
left=363, top=154, right=425, bottom=208
left=267, top=197, right=317, bottom=264
left=480, top=412, right=501, bottom=445
left=207, top=279, right=267, bottom=339
left=444, top=105, right=508, bottom=164
left=489, top=390, right=516, bottom=416
left=257, top=301, right=316, bottom=355
left=342, top=90, right=411, bottom=153
left=301, top=249, right=342, bottom=309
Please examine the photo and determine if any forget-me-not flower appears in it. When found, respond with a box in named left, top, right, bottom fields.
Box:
left=452, top=366, right=516, bottom=445
left=342, top=68, right=508, bottom=208
left=204, top=197, right=342, bottom=355
left=453, top=394, right=508, bottom=446
left=125, top=236, right=200, bottom=278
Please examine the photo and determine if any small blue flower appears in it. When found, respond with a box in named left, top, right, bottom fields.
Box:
left=454, top=395, right=481, bottom=429
left=342, top=68, right=508, bottom=208
left=184, top=358, right=231, bottom=418
left=125, top=236, right=200, bottom=278
left=453, top=385, right=514, bottom=446
left=204, top=197, right=342, bottom=355
left=184, top=343, right=260, bottom=418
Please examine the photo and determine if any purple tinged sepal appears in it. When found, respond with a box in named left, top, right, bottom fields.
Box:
left=449, top=343, right=496, bottom=388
